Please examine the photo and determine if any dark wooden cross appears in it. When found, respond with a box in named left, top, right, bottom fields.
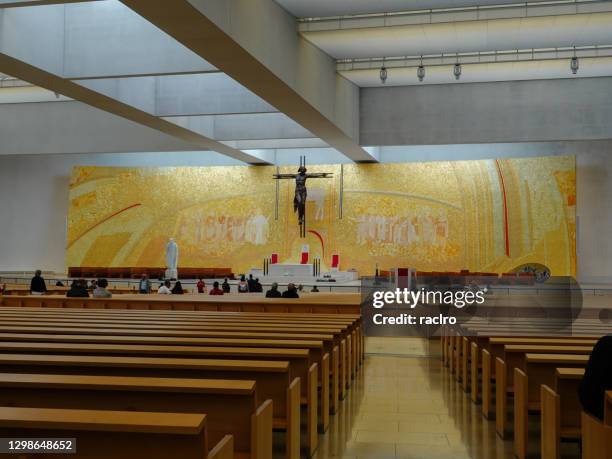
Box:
left=273, top=156, right=333, bottom=237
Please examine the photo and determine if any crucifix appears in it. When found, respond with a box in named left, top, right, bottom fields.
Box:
left=273, top=156, right=333, bottom=237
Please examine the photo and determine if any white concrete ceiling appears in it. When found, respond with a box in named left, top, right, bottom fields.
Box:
left=301, top=12, right=612, bottom=60
left=275, top=0, right=561, bottom=17
left=296, top=3, right=612, bottom=87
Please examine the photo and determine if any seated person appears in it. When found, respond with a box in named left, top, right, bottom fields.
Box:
left=66, top=279, right=89, bottom=298
left=237, top=275, right=249, bottom=293
left=579, top=334, right=612, bottom=420
left=196, top=278, right=206, bottom=294
left=209, top=281, right=224, bottom=295
left=55, top=280, right=64, bottom=287
left=157, top=280, right=172, bottom=295
left=311, top=285, right=320, bottom=292
left=30, top=270, right=47, bottom=295
left=171, top=281, right=184, bottom=295
left=221, top=278, right=231, bottom=293
left=93, top=278, right=112, bottom=298
left=282, top=283, right=299, bottom=299
left=253, top=278, right=263, bottom=293
left=265, top=282, right=282, bottom=298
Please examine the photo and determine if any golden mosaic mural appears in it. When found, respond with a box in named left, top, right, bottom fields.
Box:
left=66, top=155, right=576, bottom=276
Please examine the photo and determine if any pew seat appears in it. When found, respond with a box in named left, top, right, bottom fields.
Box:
left=0, top=354, right=301, bottom=459
left=0, top=406, right=234, bottom=459
left=0, top=373, right=266, bottom=459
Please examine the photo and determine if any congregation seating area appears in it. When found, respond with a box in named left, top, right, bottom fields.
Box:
left=68, top=267, right=235, bottom=279
left=0, top=304, right=363, bottom=459
left=441, top=319, right=611, bottom=459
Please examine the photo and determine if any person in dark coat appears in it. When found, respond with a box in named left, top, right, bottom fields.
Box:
left=252, top=278, right=263, bottom=293
left=247, top=274, right=256, bottom=292
left=265, top=282, right=282, bottom=298
left=171, top=281, right=184, bottom=295
left=30, top=270, right=47, bottom=295
left=66, top=279, right=89, bottom=298
left=579, top=334, right=612, bottom=420
left=281, top=283, right=299, bottom=299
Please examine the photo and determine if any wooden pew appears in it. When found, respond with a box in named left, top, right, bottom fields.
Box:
left=0, top=323, right=349, bottom=409
left=496, top=345, right=592, bottom=439
left=0, top=373, right=268, bottom=459
left=541, top=368, right=584, bottom=459
left=0, top=327, right=340, bottom=421
left=0, top=308, right=363, bottom=369
left=0, top=307, right=360, bottom=320
left=0, top=294, right=362, bottom=315
left=0, top=331, right=335, bottom=422
left=0, top=309, right=361, bottom=374
left=0, top=406, right=233, bottom=459
left=0, top=317, right=353, bottom=380
left=0, top=307, right=363, bottom=369
left=581, top=411, right=612, bottom=459
left=513, top=354, right=590, bottom=459
left=0, top=354, right=301, bottom=459
left=0, top=340, right=323, bottom=446
left=475, top=336, right=599, bottom=418
left=0, top=307, right=361, bottom=413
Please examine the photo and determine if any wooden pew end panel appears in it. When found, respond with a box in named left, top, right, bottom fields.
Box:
left=251, top=400, right=273, bottom=459
left=209, top=434, right=234, bottom=459
left=541, top=385, right=560, bottom=459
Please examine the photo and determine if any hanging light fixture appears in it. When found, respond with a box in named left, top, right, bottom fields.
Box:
left=453, top=53, right=461, bottom=80
left=379, top=57, right=388, bottom=84
left=570, top=47, right=579, bottom=74
left=417, top=55, right=425, bottom=82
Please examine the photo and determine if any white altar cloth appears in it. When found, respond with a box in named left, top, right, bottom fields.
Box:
left=268, top=263, right=312, bottom=277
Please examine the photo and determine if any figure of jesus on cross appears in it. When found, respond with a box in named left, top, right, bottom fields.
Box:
left=273, top=156, right=332, bottom=237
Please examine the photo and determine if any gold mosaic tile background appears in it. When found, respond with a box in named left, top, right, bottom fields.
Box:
left=66, top=155, right=576, bottom=276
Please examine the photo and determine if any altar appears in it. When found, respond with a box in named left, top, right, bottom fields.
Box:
left=267, top=263, right=313, bottom=277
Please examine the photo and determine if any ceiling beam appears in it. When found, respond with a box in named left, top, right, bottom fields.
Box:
left=0, top=0, right=102, bottom=7
left=119, top=0, right=378, bottom=162
left=0, top=52, right=269, bottom=164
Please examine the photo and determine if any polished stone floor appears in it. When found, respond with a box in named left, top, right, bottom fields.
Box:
left=311, top=337, right=518, bottom=459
